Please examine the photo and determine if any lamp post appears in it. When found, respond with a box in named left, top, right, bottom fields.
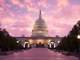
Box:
left=77, top=34, right=80, bottom=52
left=77, top=35, right=80, bottom=39
left=16, top=41, right=19, bottom=43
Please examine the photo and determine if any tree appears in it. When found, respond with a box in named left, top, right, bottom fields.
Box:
left=57, top=20, right=80, bottom=52
left=0, top=29, right=18, bottom=51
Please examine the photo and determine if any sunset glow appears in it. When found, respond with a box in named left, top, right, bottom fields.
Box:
left=0, top=0, right=80, bottom=37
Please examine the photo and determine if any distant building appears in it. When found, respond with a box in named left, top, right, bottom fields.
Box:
left=16, top=10, right=62, bottom=47
left=32, top=10, right=48, bottom=37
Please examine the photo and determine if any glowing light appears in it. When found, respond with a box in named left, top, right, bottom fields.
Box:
left=58, top=40, right=60, bottom=43
left=29, top=39, right=33, bottom=44
left=27, top=44, right=30, bottom=48
left=37, top=39, right=44, bottom=44
left=23, top=42, right=29, bottom=48
left=25, top=42, right=29, bottom=44
left=77, top=35, right=80, bottom=39
left=51, top=42, right=54, bottom=44
left=49, top=43, right=52, bottom=48
left=48, top=40, right=51, bottom=42
left=16, top=41, right=19, bottom=43
left=54, top=43, right=56, bottom=48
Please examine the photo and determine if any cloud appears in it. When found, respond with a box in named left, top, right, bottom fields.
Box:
left=69, top=0, right=80, bottom=5
left=57, top=0, right=69, bottom=8
left=0, top=0, right=80, bottom=37
left=1, top=17, right=16, bottom=25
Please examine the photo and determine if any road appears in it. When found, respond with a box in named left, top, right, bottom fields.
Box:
left=0, top=48, right=79, bottom=60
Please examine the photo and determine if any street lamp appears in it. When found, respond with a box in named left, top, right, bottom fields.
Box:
left=16, top=41, right=19, bottom=43
left=77, top=35, right=80, bottom=39
left=58, top=40, right=60, bottom=43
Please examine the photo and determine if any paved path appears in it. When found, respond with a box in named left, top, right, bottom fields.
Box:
left=0, top=48, right=79, bottom=60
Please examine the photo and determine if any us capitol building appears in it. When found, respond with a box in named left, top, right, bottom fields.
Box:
left=32, top=10, right=48, bottom=37
left=16, top=10, right=61, bottom=47
left=29, top=10, right=55, bottom=45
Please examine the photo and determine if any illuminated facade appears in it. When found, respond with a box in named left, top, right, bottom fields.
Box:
left=16, top=10, right=62, bottom=47
left=32, top=10, right=48, bottom=37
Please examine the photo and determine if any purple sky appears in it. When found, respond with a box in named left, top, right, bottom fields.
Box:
left=0, top=0, right=80, bottom=37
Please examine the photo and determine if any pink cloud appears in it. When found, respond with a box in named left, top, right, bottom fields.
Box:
left=11, top=0, right=21, bottom=5
left=1, top=17, right=16, bottom=25
left=57, top=0, right=69, bottom=8
left=0, top=0, right=80, bottom=37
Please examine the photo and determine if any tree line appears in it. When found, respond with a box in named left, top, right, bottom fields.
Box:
left=56, top=21, right=80, bottom=52
left=0, top=29, right=18, bottom=51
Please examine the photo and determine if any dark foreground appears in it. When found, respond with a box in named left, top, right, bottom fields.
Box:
left=0, top=48, right=79, bottom=60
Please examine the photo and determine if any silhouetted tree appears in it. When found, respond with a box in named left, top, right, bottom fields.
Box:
left=57, top=20, right=80, bottom=52
left=0, top=29, right=18, bottom=51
